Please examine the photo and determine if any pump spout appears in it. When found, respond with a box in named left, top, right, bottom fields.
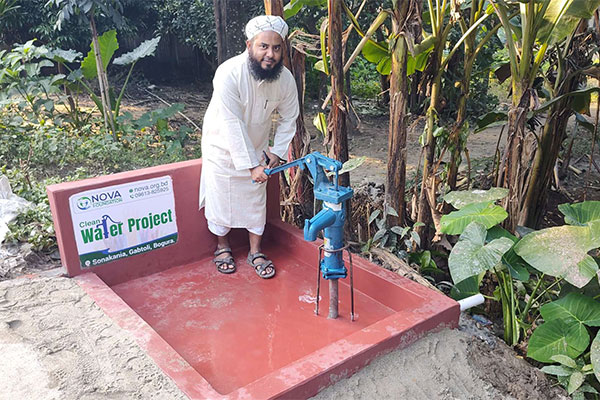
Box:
left=304, top=208, right=336, bottom=242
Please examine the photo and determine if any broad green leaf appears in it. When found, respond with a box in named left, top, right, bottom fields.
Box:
left=591, top=331, right=600, bottom=383
left=540, top=365, right=573, bottom=376
left=550, top=354, right=578, bottom=368
left=81, top=30, right=119, bottom=79
left=361, top=40, right=388, bottom=64
left=541, top=293, right=600, bottom=327
left=486, top=225, right=531, bottom=281
left=407, top=47, right=432, bottom=76
left=337, top=156, right=365, bottom=176
left=476, top=111, right=507, bottom=131
left=538, top=0, right=600, bottom=46
left=448, top=222, right=513, bottom=284
left=48, top=48, right=81, bottom=63
left=283, top=0, right=303, bottom=19
left=514, top=225, right=599, bottom=288
left=376, top=56, right=391, bottom=76
left=113, top=37, right=160, bottom=65
left=559, top=201, right=600, bottom=226
left=568, top=371, right=585, bottom=395
left=450, top=274, right=481, bottom=301
left=444, top=188, right=509, bottom=209
left=441, top=202, right=508, bottom=235
left=527, top=319, right=589, bottom=363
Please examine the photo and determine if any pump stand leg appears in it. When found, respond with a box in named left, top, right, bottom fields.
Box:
left=328, top=279, right=339, bottom=319
left=315, top=247, right=323, bottom=316
left=347, top=249, right=355, bottom=321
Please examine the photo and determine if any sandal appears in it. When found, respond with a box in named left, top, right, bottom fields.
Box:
left=213, top=247, right=236, bottom=274
left=247, top=252, right=275, bottom=279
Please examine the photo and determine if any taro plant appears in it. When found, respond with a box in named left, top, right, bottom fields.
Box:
left=445, top=190, right=600, bottom=395
left=54, top=31, right=161, bottom=139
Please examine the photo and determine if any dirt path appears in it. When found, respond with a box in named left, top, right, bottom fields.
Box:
left=0, top=274, right=565, bottom=399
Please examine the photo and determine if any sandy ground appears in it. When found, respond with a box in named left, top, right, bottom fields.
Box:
left=0, top=273, right=565, bottom=400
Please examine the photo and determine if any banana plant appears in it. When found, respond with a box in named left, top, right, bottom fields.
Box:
left=46, top=0, right=125, bottom=138
left=489, top=0, right=600, bottom=231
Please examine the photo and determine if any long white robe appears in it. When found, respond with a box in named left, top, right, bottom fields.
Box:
left=199, top=51, right=299, bottom=229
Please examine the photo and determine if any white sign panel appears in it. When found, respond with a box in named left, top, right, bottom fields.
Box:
left=69, top=176, right=178, bottom=268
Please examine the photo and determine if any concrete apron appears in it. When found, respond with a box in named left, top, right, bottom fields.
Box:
left=47, top=160, right=459, bottom=399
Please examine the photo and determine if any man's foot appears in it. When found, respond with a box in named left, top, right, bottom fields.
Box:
left=247, top=252, right=275, bottom=279
left=213, top=247, right=236, bottom=274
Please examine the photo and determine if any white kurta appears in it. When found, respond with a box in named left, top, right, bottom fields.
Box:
left=199, top=51, right=299, bottom=229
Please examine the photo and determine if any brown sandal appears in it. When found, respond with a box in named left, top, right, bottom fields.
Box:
left=213, top=247, right=236, bottom=274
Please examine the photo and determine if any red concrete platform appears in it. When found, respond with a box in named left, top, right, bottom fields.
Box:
left=47, top=159, right=459, bottom=399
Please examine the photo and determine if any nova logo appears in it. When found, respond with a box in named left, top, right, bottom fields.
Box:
left=91, top=191, right=122, bottom=202
left=77, top=191, right=123, bottom=210
left=77, top=196, right=92, bottom=210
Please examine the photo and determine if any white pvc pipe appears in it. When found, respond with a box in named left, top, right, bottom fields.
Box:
left=458, top=294, right=485, bottom=311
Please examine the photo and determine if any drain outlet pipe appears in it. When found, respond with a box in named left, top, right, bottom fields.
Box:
left=458, top=294, right=485, bottom=312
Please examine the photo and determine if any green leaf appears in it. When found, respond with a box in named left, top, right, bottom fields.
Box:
left=444, top=188, right=509, bottom=209
left=376, top=56, right=391, bottom=76
left=441, top=202, right=508, bottom=235
left=575, top=113, right=595, bottom=133
left=81, top=30, right=119, bottom=80
left=373, top=228, right=386, bottom=243
left=312, top=112, right=327, bottom=137
left=48, top=48, right=81, bottom=63
left=541, top=293, right=600, bottom=327
left=476, top=111, right=508, bottom=131
left=540, top=365, right=575, bottom=376
left=337, top=156, right=365, bottom=176
left=385, top=204, right=398, bottom=217
left=390, top=226, right=409, bottom=237
left=448, top=222, right=514, bottom=284
left=550, top=354, right=577, bottom=368
left=527, top=319, right=589, bottom=363
left=559, top=201, right=600, bottom=226
left=591, top=331, right=600, bottom=384
left=368, top=209, right=381, bottom=225
left=568, top=371, right=585, bottom=395
left=450, top=274, right=481, bottom=301
left=113, top=37, right=160, bottom=65
left=514, top=225, right=599, bottom=288
left=314, top=60, right=326, bottom=73
left=538, top=0, right=600, bottom=46
left=361, top=40, right=388, bottom=64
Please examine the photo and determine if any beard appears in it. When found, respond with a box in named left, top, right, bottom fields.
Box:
left=247, top=50, right=283, bottom=82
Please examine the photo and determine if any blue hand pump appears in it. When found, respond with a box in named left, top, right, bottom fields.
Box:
left=264, top=151, right=355, bottom=320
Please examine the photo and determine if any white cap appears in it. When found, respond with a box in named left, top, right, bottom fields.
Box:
left=245, top=15, right=289, bottom=41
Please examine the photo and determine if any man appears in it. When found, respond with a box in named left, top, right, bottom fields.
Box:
left=199, top=15, right=299, bottom=279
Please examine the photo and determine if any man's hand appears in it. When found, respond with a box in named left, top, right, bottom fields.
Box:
left=250, top=165, right=268, bottom=184
left=264, top=149, right=281, bottom=168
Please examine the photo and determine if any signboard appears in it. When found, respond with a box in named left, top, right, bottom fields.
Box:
left=69, top=176, right=178, bottom=268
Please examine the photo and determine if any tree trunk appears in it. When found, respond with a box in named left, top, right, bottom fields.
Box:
left=327, top=0, right=349, bottom=187
left=386, top=0, right=411, bottom=226
left=214, top=0, right=228, bottom=64
left=88, top=14, right=116, bottom=139
left=264, top=0, right=313, bottom=219
left=447, top=56, right=474, bottom=191
left=376, top=29, right=390, bottom=107
left=498, top=85, right=530, bottom=232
